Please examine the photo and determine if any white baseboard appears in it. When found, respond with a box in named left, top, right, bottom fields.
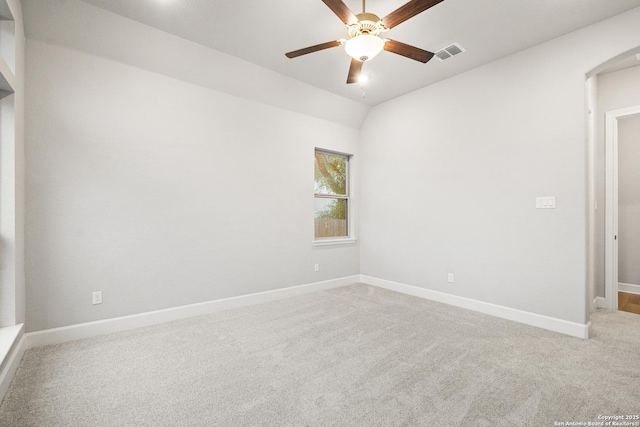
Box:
left=24, top=273, right=594, bottom=349
left=0, top=334, right=26, bottom=404
left=26, top=275, right=359, bottom=349
left=360, top=275, right=590, bottom=339
left=619, top=282, right=640, bottom=295
left=593, top=296, right=607, bottom=309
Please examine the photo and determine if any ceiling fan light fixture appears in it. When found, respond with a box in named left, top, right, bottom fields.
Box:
left=345, top=34, right=384, bottom=62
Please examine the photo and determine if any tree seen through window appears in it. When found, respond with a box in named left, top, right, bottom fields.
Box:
left=314, top=150, right=349, bottom=239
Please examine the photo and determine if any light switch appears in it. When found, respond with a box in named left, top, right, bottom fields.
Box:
left=536, top=197, right=556, bottom=209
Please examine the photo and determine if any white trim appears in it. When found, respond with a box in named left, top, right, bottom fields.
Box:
left=586, top=77, right=596, bottom=318
left=0, top=334, right=25, bottom=404
left=26, top=275, right=359, bottom=349
left=0, top=325, right=24, bottom=402
left=619, top=282, right=640, bottom=295
left=605, top=110, right=619, bottom=310
left=312, top=238, right=357, bottom=247
left=360, top=275, right=590, bottom=339
left=593, top=296, right=607, bottom=309
left=605, top=105, right=640, bottom=310
left=0, top=324, right=22, bottom=366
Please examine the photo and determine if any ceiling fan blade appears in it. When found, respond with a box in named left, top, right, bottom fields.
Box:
left=285, top=41, right=341, bottom=58
left=347, top=58, right=363, bottom=84
left=382, top=0, right=445, bottom=29
left=383, top=39, right=434, bottom=63
left=322, top=0, right=358, bottom=25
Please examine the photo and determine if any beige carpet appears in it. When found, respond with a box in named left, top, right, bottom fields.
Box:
left=1, top=284, right=639, bottom=426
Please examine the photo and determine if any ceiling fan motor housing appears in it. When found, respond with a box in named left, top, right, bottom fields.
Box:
left=348, top=13, right=385, bottom=38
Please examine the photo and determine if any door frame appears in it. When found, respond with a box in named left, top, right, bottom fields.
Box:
left=605, top=105, right=640, bottom=310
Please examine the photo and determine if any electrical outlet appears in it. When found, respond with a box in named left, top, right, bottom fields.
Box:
left=447, top=273, right=454, bottom=283
left=314, top=263, right=320, bottom=272
left=92, top=291, right=103, bottom=305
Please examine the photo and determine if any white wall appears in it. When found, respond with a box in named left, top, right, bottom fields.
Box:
left=595, top=65, right=640, bottom=297
left=22, top=0, right=369, bottom=130
left=24, top=0, right=640, bottom=332
left=12, top=0, right=24, bottom=326
left=618, top=115, right=640, bottom=286
left=24, top=4, right=361, bottom=332
left=360, top=7, right=640, bottom=325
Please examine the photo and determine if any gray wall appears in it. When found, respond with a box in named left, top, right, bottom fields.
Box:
left=23, top=0, right=640, bottom=331
left=595, top=65, right=640, bottom=297
left=24, top=1, right=361, bottom=332
left=618, top=115, right=640, bottom=285
left=360, top=7, right=640, bottom=325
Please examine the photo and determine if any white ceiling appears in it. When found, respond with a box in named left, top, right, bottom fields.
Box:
left=78, top=0, right=640, bottom=105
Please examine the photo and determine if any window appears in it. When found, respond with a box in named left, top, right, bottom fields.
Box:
left=314, top=149, right=350, bottom=240
left=0, top=0, right=16, bottom=329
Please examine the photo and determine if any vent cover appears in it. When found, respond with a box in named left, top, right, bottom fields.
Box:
left=434, top=42, right=466, bottom=62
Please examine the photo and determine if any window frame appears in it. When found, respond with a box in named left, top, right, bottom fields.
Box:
left=313, top=148, right=356, bottom=246
left=0, top=0, right=17, bottom=329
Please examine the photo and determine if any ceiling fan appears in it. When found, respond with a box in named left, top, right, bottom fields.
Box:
left=285, top=0, right=445, bottom=84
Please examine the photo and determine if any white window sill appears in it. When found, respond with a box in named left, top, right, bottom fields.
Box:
left=312, top=238, right=358, bottom=247
left=0, top=324, right=23, bottom=367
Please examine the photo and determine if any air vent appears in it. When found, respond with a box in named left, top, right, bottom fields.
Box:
left=434, top=42, right=466, bottom=62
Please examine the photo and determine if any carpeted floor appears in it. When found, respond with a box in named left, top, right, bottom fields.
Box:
left=1, top=284, right=639, bottom=426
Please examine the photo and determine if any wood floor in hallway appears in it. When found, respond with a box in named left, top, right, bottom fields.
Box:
left=618, top=291, right=640, bottom=315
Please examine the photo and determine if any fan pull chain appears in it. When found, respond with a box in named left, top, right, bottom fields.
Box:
left=361, top=85, right=366, bottom=99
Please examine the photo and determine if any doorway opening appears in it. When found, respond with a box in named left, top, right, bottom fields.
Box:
left=605, top=106, right=640, bottom=313
left=587, top=47, right=640, bottom=317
